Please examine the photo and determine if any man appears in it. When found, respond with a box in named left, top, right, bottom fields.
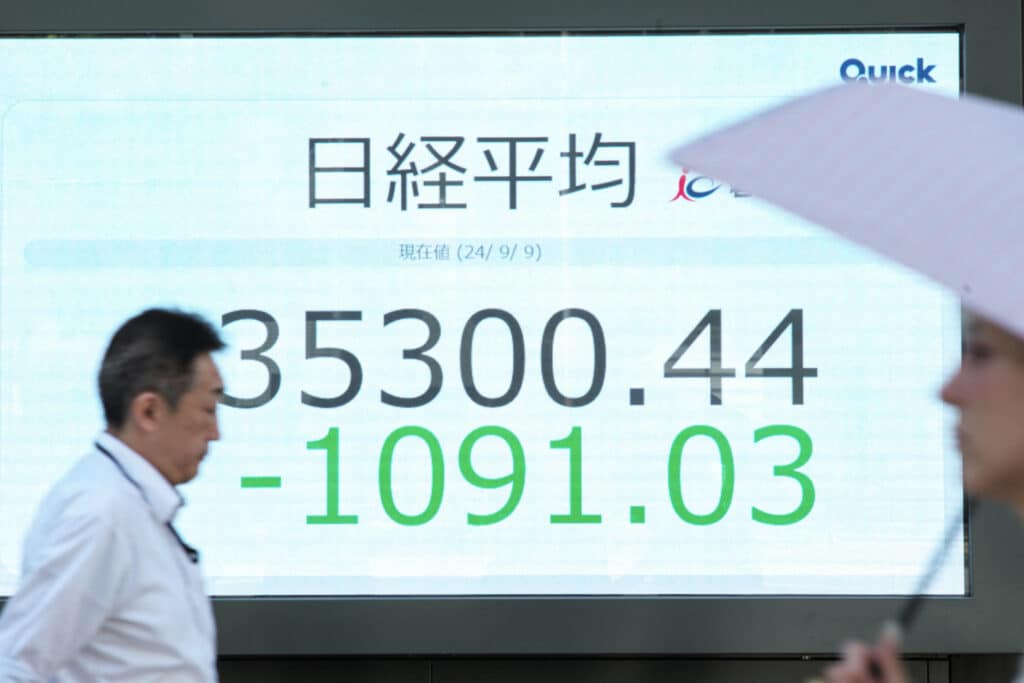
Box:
left=0, top=308, right=225, bottom=682
left=826, top=314, right=1024, bottom=682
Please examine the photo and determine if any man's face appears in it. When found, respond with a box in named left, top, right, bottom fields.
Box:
left=941, top=317, right=1024, bottom=506
left=155, top=353, right=223, bottom=485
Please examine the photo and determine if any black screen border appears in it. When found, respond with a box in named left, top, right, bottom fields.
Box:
left=0, top=0, right=1021, bottom=656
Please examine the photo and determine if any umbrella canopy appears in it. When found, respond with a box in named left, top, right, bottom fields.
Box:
left=670, top=82, right=1024, bottom=339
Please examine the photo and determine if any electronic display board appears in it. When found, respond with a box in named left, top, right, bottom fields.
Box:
left=0, top=33, right=966, bottom=601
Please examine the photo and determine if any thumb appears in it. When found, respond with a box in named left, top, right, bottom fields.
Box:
left=873, top=621, right=906, bottom=682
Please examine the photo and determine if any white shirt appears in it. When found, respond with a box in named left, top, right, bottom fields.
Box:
left=0, top=433, right=218, bottom=683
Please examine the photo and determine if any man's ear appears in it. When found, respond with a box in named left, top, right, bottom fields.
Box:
left=127, top=391, right=165, bottom=433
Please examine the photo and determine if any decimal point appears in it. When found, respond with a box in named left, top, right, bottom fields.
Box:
left=629, top=388, right=645, bottom=406
left=630, top=505, right=646, bottom=524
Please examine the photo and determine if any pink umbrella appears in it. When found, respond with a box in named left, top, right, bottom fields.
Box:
left=671, top=82, right=1024, bottom=338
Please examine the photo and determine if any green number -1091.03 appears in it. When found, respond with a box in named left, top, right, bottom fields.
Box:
left=296, top=425, right=814, bottom=527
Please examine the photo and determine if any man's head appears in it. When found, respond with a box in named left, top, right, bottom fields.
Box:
left=941, top=313, right=1024, bottom=510
left=99, top=308, right=225, bottom=485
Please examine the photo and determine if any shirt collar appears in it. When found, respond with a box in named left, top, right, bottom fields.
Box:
left=95, top=431, right=184, bottom=524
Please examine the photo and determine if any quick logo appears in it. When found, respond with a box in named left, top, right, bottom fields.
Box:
left=839, top=58, right=937, bottom=84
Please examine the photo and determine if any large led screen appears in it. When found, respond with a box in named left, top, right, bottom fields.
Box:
left=0, top=32, right=965, bottom=596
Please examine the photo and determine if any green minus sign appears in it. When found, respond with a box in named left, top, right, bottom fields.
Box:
left=241, top=476, right=282, bottom=488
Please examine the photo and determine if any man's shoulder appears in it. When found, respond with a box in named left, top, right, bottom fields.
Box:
left=40, top=452, right=141, bottom=524
left=18, top=452, right=143, bottom=574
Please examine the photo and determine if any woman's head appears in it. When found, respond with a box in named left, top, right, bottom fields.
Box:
left=941, top=314, right=1024, bottom=509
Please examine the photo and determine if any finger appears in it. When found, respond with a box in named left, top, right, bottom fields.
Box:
left=871, top=621, right=907, bottom=682
left=878, top=620, right=904, bottom=651
left=871, top=645, right=908, bottom=683
left=842, top=641, right=872, bottom=670
left=822, top=661, right=853, bottom=683
left=824, top=643, right=873, bottom=683
left=823, top=661, right=868, bottom=683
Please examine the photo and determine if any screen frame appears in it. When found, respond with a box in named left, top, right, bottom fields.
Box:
left=0, top=0, right=1021, bottom=657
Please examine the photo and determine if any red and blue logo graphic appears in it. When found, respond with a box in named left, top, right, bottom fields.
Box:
left=670, top=168, right=722, bottom=202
